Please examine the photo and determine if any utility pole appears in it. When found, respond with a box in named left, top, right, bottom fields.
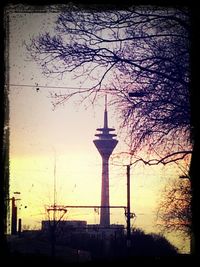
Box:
left=18, top=218, right=22, bottom=237
left=10, top=195, right=21, bottom=235
left=126, top=165, right=131, bottom=249
left=46, top=205, right=67, bottom=258
left=11, top=197, right=17, bottom=235
left=52, top=150, right=56, bottom=259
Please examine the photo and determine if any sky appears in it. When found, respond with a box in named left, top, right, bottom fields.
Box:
left=6, top=7, right=190, bottom=253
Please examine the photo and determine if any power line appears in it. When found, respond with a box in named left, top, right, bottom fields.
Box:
left=7, top=83, right=89, bottom=90
left=6, top=83, right=114, bottom=91
left=47, top=205, right=126, bottom=209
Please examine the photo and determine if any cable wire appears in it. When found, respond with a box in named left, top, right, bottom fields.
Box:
left=6, top=83, right=113, bottom=91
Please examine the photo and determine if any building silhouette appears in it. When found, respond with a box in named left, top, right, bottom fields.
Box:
left=93, top=96, right=118, bottom=227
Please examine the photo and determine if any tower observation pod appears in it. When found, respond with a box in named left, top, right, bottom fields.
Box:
left=93, top=96, right=118, bottom=227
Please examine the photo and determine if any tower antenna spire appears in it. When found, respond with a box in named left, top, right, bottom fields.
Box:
left=104, top=94, right=108, bottom=128
left=105, top=94, right=107, bottom=112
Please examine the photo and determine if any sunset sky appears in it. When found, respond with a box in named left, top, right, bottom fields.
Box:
left=6, top=7, right=190, bottom=253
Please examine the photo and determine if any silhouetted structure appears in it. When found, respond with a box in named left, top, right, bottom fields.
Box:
left=93, top=96, right=118, bottom=227
left=11, top=197, right=17, bottom=235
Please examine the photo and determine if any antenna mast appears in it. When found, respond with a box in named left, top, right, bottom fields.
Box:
left=105, top=93, right=107, bottom=112
left=53, top=149, right=57, bottom=221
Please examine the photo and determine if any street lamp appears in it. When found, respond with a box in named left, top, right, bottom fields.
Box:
left=128, top=92, right=146, bottom=98
left=180, top=175, right=190, bottom=179
left=125, top=164, right=135, bottom=253
left=126, top=165, right=131, bottom=249
left=126, top=92, right=144, bottom=253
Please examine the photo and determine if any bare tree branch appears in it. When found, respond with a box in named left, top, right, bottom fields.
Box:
left=26, top=5, right=192, bottom=163
left=156, top=178, right=191, bottom=236
left=131, top=151, right=192, bottom=166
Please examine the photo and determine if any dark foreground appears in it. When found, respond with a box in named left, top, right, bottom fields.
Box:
left=2, top=229, right=194, bottom=266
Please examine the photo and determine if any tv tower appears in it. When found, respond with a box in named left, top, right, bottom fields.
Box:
left=93, top=96, right=118, bottom=227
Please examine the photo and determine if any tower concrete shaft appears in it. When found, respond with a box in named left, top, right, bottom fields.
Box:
left=93, top=99, right=118, bottom=227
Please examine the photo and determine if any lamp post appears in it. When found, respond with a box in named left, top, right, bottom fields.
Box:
left=124, top=92, right=144, bottom=253
left=125, top=164, right=136, bottom=255
left=10, top=192, right=21, bottom=235
left=126, top=165, right=131, bottom=248
left=126, top=90, right=145, bottom=234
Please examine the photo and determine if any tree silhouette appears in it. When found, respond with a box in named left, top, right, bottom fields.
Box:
left=26, top=4, right=192, bottom=163
left=130, top=228, right=178, bottom=256
left=156, top=177, right=191, bottom=236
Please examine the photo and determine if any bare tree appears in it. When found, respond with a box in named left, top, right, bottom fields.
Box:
left=26, top=4, right=192, bottom=163
left=156, top=176, right=191, bottom=237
